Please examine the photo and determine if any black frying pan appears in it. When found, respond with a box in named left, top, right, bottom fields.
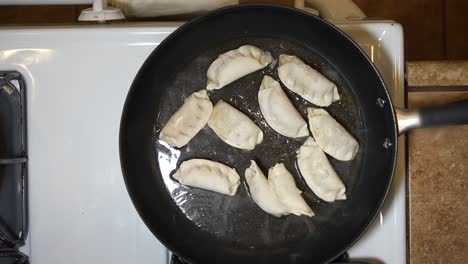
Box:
left=119, top=4, right=468, bottom=264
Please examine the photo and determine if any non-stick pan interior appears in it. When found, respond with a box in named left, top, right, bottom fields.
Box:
left=120, top=5, right=397, bottom=264
left=155, top=36, right=365, bottom=245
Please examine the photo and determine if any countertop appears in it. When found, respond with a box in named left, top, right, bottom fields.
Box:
left=406, top=61, right=468, bottom=264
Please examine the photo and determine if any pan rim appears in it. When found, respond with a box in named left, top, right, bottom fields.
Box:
left=119, top=3, right=399, bottom=264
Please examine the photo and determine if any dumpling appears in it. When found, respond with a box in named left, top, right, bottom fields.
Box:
left=206, top=45, right=273, bottom=90
left=245, top=160, right=289, bottom=217
left=297, top=137, right=346, bottom=202
left=159, top=90, right=213, bottom=148
left=307, top=107, right=359, bottom=161
left=173, top=159, right=240, bottom=196
left=278, top=54, right=340, bottom=107
left=258, top=75, right=309, bottom=138
left=208, top=100, right=263, bottom=150
left=268, top=163, right=314, bottom=217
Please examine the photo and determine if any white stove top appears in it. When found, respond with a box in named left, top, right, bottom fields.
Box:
left=0, top=21, right=405, bottom=264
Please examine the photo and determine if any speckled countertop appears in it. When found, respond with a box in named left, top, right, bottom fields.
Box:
left=407, top=61, right=468, bottom=264
left=407, top=61, right=468, bottom=87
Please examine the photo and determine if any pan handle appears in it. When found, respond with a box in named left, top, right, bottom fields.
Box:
left=395, top=100, right=468, bottom=135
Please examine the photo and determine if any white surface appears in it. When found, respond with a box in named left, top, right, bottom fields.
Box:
left=0, top=21, right=405, bottom=264
left=0, top=25, right=174, bottom=264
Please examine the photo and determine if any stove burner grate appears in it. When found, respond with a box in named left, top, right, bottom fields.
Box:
left=0, top=72, right=28, bottom=250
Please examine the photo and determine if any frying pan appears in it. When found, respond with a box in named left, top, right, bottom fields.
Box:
left=119, top=4, right=468, bottom=264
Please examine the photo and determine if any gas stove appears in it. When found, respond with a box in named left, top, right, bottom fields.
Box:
left=0, top=21, right=405, bottom=264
